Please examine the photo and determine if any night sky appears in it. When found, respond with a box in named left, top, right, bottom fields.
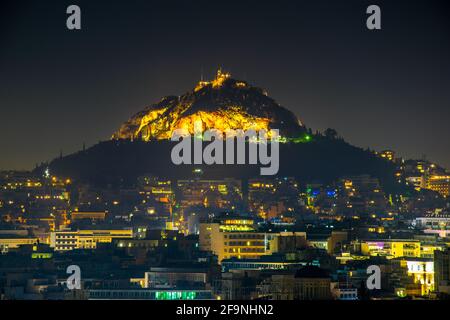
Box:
left=1, top=0, right=449, bottom=170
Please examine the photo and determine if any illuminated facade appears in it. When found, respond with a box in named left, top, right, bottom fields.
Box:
left=425, top=175, right=450, bottom=197
left=50, top=229, right=133, bottom=251
left=360, top=240, right=421, bottom=258
left=0, top=237, right=38, bottom=253
left=396, top=258, right=434, bottom=295
left=199, top=218, right=274, bottom=262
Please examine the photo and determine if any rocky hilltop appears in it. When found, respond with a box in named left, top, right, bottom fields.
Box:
left=112, top=69, right=306, bottom=141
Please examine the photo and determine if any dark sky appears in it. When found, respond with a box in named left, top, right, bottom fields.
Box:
left=1, top=0, right=449, bottom=170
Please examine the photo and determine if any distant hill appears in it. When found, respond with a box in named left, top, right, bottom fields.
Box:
left=36, top=137, right=398, bottom=191
left=34, top=70, right=399, bottom=191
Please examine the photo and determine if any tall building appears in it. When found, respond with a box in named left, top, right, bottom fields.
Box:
left=199, top=216, right=274, bottom=262
left=393, top=257, right=434, bottom=295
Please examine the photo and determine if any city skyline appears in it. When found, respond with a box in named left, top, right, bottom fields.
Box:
left=1, top=0, right=450, bottom=170
left=2, top=0, right=450, bottom=306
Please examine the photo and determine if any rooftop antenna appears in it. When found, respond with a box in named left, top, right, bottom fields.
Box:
left=200, top=66, right=204, bottom=82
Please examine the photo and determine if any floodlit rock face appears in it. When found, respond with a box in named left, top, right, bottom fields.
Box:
left=112, top=70, right=306, bottom=141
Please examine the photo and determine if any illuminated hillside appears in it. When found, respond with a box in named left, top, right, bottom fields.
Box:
left=112, top=70, right=306, bottom=141
left=43, top=70, right=398, bottom=189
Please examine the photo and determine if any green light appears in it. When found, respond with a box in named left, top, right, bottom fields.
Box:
left=305, top=135, right=311, bottom=141
left=155, top=291, right=197, bottom=300
left=31, top=253, right=53, bottom=259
